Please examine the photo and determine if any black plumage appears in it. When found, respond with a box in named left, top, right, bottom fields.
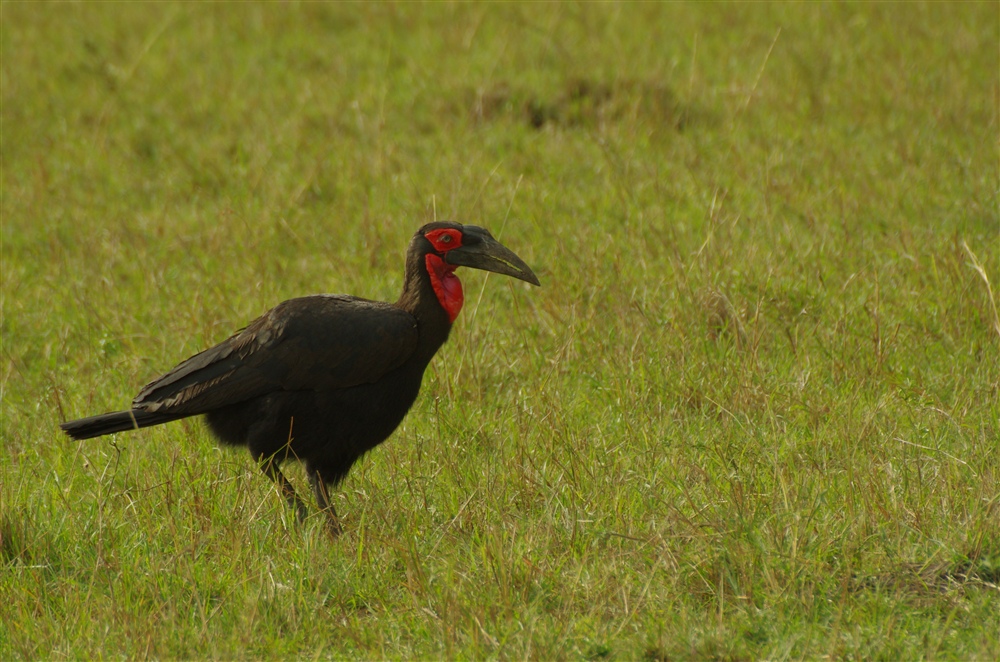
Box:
left=61, top=222, right=539, bottom=534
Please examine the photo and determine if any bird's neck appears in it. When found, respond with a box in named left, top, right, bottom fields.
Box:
left=396, top=249, right=455, bottom=355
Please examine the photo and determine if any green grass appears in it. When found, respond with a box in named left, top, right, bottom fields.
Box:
left=2, top=2, right=998, bottom=658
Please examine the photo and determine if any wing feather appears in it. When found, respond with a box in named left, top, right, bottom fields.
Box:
left=133, top=295, right=418, bottom=414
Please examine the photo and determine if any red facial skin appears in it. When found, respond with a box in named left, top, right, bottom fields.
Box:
left=423, top=228, right=463, bottom=253
left=423, top=229, right=464, bottom=323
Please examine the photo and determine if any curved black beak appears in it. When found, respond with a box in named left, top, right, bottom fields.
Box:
left=446, top=226, right=541, bottom=286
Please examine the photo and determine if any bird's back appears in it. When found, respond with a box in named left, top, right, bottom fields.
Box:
left=133, top=294, right=420, bottom=416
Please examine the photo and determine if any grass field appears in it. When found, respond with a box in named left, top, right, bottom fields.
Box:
left=2, top=2, right=998, bottom=659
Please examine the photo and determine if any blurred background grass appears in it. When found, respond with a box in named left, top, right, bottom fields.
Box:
left=2, top=2, right=998, bottom=659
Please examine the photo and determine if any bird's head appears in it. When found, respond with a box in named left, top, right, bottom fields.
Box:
left=414, top=222, right=540, bottom=323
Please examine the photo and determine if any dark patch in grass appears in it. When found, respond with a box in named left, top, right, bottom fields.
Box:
left=643, top=646, right=671, bottom=662
left=855, top=552, right=1000, bottom=594
left=586, top=642, right=613, bottom=659
left=1, top=510, right=36, bottom=566
left=344, top=593, right=374, bottom=616
left=469, top=77, right=701, bottom=131
left=741, top=622, right=769, bottom=646
left=705, top=290, right=748, bottom=349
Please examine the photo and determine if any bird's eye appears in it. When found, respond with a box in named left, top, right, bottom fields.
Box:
left=425, top=228, right=463, bottom=252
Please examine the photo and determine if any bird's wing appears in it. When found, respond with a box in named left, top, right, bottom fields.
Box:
left=132, top=295, right=419, bottom=414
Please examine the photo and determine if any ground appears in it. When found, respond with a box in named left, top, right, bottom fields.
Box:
left=2, top=3, right=998, bottom=659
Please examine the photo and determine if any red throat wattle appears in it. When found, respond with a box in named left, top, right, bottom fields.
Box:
left=425, top=254, right=463, bottom=323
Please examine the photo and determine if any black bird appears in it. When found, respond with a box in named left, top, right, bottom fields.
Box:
left=61, top=222, right=540, bottom=534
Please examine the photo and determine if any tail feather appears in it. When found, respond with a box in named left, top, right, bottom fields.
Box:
left=60, top=409, right=186, bottom=440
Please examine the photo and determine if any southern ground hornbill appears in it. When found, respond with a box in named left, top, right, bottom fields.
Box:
left=61, top=222, right=539, bottom=534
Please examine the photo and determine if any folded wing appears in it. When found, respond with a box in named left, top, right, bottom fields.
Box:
left=133, top=295, right=418, bottom=414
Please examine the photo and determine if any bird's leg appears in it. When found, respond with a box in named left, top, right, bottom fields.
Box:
left=259, top=456, right=310, bottom=523
left=307, top=468, right=342, bottom=537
